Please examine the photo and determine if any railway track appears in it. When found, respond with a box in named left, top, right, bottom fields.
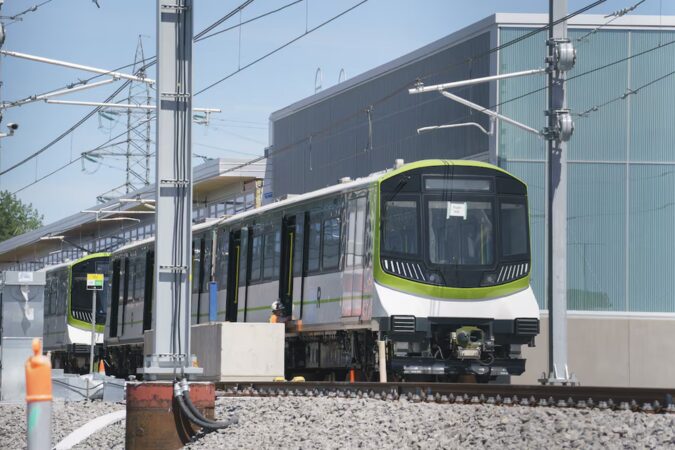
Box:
left=216, top=381, right=675, bottom=414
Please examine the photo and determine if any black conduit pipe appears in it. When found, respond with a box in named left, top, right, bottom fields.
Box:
left=174, top=381, right=238, bottom=430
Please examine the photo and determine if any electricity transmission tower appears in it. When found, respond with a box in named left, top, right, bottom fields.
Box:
left=84, top=36, right=154, bottom=203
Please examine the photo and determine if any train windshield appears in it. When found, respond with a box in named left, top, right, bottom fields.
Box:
left=427, top=200, right=494, bottom=266
left=382, top=200, right=419, bottom=255
left=380, top=166, right=530, bottom=288
left=71, top=257, right=109, bottom=325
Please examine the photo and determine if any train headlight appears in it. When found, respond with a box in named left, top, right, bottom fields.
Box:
left=480, top=272, right=498, bottom=286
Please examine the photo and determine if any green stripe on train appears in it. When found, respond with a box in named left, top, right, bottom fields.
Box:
left=233, top=294, right=372, bottom=314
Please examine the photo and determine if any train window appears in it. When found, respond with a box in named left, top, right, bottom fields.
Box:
left=250, top=234, right=262, bottom=282
left=346, top=197, right=367, bottom=268
left=322, top=217, right=341, bottom=270
left=307, top=220, right=321, bottom=272
left=383, top=200, right=419, bottom=255
left=215, top=229, right=228, bottom=291
left=239, top=228, right=248, bottom=287
left=59, top=271, right=67, bottom=315
left=293, top=215, right=304, bottom=277
left=192, top=238, right=202, bottom=294
left=427, top=200, right=494, bottom=265
left=500, top=200, right=528, bottom=258
left=134, top=255, right=145, bottom=305
left=263, top=230, right=281, bottom=280
left=346, top=201, right=357, bottom=268
left=354, top=196, right=367, bottom=267
left=203, top=235, right=213, bottom=292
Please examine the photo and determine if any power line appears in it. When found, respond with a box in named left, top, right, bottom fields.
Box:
left=193, top=141, right=262, bottom=157
left=216, top=30, right=675, bottom=180
left=193, top=0, right=255, bottom=41
left=3, top=0, right=602, bottom=186
left=12, top=116, right=154, bottom=194
left=1, top=0, right=54, bottom=24
left=419, top=0, right=607, bottom=84
left=200, top=0, right=607, bottom=177
left=497, top=37, right=675, bottom=112
left=576, top=0, right=648, bottom=44
left=194, top=0, right=303, bottom=42
left=195, top=0, right=370, bottom=96
left=575, top=68, right=675, bottom=118
left=0, top=60, right=156, bottom=177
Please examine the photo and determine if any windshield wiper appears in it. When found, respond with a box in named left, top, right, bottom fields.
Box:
left=388, top=175, right=411, bottom=203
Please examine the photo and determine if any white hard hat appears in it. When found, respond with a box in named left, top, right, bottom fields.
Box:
left=272, top=300, right=283, bottom=310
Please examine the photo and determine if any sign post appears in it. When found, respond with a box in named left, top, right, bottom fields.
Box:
left=86, top=273, right=104, bottom=374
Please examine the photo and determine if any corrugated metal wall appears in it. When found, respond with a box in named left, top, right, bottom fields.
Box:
left=268, top=32, right=492, bottom=197
left=499, top=27, right=675, bottom=312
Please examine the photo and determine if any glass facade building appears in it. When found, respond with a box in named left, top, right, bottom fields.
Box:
left=268, top=14, right=675, bottom=315
left=499, top=25, right=675, bottom=312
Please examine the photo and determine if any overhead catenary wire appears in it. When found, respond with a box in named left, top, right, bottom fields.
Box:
left=1, top=0, right=54, bottom=24
left=575, top=0, right=648, bottom=43
left=0, top=59, right=156, bottom=177
left=195, top=0, right=610, bottom=171
left=495, top=36, right=675, bottom=114
left=12, top=117, right=154, bottom=194
left=193, top=0, right=255, bottom=41
left=195, top=0, right=370, bottom=96
left=217, top=35, right=675, bottom=179
left=574, top=67, right=675, bottom=118
left=194, top=0, right=303, bottom=42
left=1, top=0, right=606, bottom=188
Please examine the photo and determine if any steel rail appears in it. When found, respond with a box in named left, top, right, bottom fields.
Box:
left=215, top=381, right=675, bottom=413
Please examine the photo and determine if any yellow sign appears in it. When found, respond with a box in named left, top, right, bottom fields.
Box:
left=86, top=273, right=104, bottom=290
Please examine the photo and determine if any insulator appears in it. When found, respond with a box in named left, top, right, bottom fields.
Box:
left=557, top=111, right=575, bottom=142
left=554, top=41, right=576, bottom=71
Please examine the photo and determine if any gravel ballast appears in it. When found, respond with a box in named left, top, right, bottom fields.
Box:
left=0, top=399, right=124, bottom=450
left=2, top=396, right=674, bottom=449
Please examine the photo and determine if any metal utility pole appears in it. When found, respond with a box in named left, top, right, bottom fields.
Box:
left=138, top=0, right=200, bottom=380
left=545, top=0, right=576, bottom=384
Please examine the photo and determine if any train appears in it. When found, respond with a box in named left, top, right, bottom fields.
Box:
left=41, top=160, right=540, bottom=381
left=42, top=253, right=110, bottom=372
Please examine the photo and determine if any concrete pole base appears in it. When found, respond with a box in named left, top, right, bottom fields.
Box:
left=125, top=381, right=215, bottom=450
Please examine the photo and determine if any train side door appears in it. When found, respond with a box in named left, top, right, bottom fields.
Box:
left=279, top=215, right=296, bottom=315
left=225, top=230, right=241, bottom=322
left=342, top=195, right=367, bottom=318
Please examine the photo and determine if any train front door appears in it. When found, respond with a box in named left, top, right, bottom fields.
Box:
left=225, top=230, right=241, bottom=322
left=279, top=216, right=296, bottom=316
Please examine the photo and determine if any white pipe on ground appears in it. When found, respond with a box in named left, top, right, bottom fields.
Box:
left=54, top=409, right=126, bottom=450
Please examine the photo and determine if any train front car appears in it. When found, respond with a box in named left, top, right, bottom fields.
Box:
left=44, top=253, right=110, bottom=372
left=374, top=160, right=539, bottom=381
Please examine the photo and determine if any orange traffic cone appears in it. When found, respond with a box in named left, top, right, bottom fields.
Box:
left=98, top=359, right=106, bottom=375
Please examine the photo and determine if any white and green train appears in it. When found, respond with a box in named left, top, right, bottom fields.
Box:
left=41, top=253, right=110, bottom=373
left=102, top=160, right=540, bottom=381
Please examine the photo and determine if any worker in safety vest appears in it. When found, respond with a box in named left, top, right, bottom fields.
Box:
left=269, top=300, right=286, bottom=324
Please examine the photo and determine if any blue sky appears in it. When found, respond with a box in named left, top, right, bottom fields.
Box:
left=1, top=0, right=673, bottom=223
